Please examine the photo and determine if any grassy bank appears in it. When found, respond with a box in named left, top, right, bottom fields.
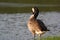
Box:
left=0, top=7, right=60, bottom=13
left=37, top=36, right=60, bottom=40
left=0, top=0, right=60, bottom=4
left=0, top=0, right=60, bottom=13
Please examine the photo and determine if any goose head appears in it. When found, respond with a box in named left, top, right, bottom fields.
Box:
left=32, top=7, right=39, bottom=19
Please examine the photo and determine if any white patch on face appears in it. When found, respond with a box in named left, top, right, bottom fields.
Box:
left=32, top=8, right=35, bottom=12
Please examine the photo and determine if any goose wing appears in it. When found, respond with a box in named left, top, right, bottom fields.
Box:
left=37, top=19, right=49, bottom=31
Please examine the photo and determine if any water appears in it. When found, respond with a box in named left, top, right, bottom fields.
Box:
left=0, top=12, right=60, bottom=40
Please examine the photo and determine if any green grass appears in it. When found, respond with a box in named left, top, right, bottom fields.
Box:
left=37, top=36, right=60, bottom=40
left=0, top=0, right=60, bottom=4
left=0, top=7, right=32, bottom=13
left=0, top=0, right=60, bottom=13
left=0, top=7, right=60, bottom=13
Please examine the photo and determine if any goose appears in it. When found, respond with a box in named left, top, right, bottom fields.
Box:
left=27, top=7, right=49, bottom=40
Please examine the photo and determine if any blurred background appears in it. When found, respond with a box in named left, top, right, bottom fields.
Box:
left=0, top=0, right=60, bottom=40
left=0, top=0, right=60, bottom=13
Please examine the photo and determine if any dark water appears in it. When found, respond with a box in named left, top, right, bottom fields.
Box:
left=0, top=12, right=60, bottom=40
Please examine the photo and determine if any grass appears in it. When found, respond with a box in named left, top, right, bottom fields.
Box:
left=37, top=36, right=60, bottom=40
left=0, top=0, right=60, bottom=13
left=0, top=0, right=60, bottom=4
left=0, top=7, right=32, bottom=13
left=0, top=7, right=60, bottom=13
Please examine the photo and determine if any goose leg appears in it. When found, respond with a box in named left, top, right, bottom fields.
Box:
left=34, top=33, right=36, bottom=40
left=39, top=34, right=41, bottom=40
